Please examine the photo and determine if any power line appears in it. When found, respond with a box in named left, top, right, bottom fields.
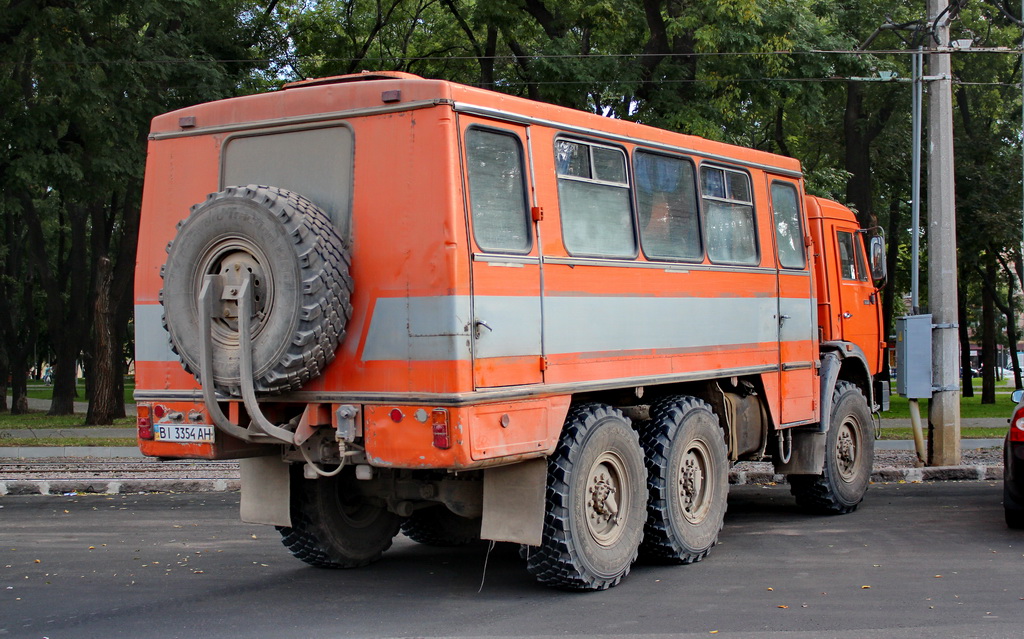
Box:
left=5, top=47, right=1024, bottom=67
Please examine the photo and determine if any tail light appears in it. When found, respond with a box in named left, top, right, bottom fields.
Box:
left=1011, top=405, right=1024, bottom=443
left=431, top=408, right=450, bottom=449
left=137, top=404, right=154, bottom=440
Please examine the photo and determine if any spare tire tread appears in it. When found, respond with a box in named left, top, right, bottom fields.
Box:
left=161, top=185, right=351, bottom=396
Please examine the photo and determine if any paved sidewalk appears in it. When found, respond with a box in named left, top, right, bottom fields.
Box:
left=0, top=396, right=1009, bottom=494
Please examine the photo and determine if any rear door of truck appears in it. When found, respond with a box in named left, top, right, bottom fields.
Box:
left=459, top=116, right=544, bottom=388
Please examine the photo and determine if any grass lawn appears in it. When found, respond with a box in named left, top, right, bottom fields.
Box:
left=878, top=426, right=1005, bottom=440
left=883, top=390, right=1016, bottom=420
left=23, top=382, right=135, bottom=405
left=0, top=411, right=134, bottom=429
left=0, top=437, right=135, bottom=447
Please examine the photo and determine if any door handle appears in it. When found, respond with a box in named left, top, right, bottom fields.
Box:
left=474, top=319, right=493, bottom=338
left=842, top=312, right=853, bottom=319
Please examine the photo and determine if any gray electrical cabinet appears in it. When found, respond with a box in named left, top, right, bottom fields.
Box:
left=895, top=314, right=932, bottom=398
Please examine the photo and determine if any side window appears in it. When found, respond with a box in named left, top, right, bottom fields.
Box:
left=634, top=151, right=701, bottom=261
left=770, top=182, right=806, bottom=269
left=836, top=230, right=868, bottom=281
left=466, top=129, right=531, bottom=253
left=701, top=166, right=758, bottom=265
left=555, top=139, right=636, bottom=258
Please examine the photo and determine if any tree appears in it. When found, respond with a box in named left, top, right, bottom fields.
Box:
left=0, top=0, right=263, bottom=422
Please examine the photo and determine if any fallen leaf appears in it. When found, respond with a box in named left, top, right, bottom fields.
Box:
left=861, top=585, right=870, bottom=589
left=767, top=587, right=774, bottom=591
left=778, top=605, right=789, bottom=609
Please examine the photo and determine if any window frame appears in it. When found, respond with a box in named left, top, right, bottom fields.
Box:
left=464, top=125, right=534, bottom=256
left=769, top=180, right=807, bottom=270
left=836, top=229, right=869, bottom=282
left=699, top=163, right=760, bottom=266
left=633, top=148, right=704, bottom=264
left=554, top=136, right=638, bottom=259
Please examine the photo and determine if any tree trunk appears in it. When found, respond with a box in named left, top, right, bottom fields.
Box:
left=9, top=354, right=29, bottom=415
left=87, top=257, right=121, bottom=425
left=844, top=82, right=875, bottom=229
left=981, top=257, right=997, bottom=404
left=958, top=286, right=973, bottom=398
left=0, top=357, right=8, bottom=413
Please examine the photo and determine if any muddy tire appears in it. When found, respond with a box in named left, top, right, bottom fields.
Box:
left=639, top=396, right=728, bottom=564
left=161, top=185, right=351, bottom=396
left=277, top=466, right=402, bottom=568
left=525, top=404, right=647, bottom=591
left=401, top=506, right=482, bottom=547
left=789, top=381, right=874, bottom=515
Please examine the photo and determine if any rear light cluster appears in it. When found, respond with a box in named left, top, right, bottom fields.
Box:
left=386, top=406, right=451, bottom=449
left=137, top=404, right=154, bottom=440
left=431, top=409, right=450, bottom=450
left=1011, top=406, right=1024, bottom=442
left=137, top=403, right=173, bottom=440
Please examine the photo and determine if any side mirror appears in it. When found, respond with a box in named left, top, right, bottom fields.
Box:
left=1012, top=389, right=1024, bottom=404
left=869, top=234, right=886, bottom=286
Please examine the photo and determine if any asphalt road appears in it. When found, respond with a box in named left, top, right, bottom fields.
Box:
left=2, top=482, right=1022, bottom=639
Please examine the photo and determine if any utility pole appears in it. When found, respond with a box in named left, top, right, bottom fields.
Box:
left=926, top=0, right=961, bottom=466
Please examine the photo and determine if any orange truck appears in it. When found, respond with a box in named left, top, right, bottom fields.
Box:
left=134, top=71, right=887, bottom=590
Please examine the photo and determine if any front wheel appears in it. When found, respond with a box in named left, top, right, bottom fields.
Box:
left=789, top=381, right=874, bottom=514
left=525, top=404, right=647, bottom=591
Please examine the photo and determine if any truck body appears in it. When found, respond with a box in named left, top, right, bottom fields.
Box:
left=135, top=71, right=886, bottom=590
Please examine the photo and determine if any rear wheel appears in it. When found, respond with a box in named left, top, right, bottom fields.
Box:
left=639, top=396, right=728, bottom=564
left=525, top=404, right=647, bottom=591
left=277, top=466, right=402, bottom=568
left=401, top=506, right=482, bottom=546
left=790, top=381, right=873, bottom=515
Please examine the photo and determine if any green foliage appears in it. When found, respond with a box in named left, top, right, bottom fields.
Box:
left=3, top=0, right=1024, bottom=418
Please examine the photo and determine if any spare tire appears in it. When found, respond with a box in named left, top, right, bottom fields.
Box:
left=161, top=185, right=351, bottom=396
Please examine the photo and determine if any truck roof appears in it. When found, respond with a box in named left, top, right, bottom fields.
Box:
left=150, top=72, right=802, bottom=176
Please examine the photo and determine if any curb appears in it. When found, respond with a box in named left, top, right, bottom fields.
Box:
left=729, top=465, right=1003, bottom=486
left=0, top=478, right=240, bottom=496
left=0, top=465, right=1001, bottom=496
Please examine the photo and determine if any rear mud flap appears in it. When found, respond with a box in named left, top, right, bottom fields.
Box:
left=480, top=458, right=546, bottom=546
left=240, top=455, right=291, bottom=527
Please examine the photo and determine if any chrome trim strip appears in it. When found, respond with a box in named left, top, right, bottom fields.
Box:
left=781, top=361, right=816, bottom=371
left=542, top=255, right=778, bottom=275
left=472, top=253, right=541, bottom=266
left=149, top=99, right=450, bottom=141
left=134, top=364, right=778, bottom=407
left=452, top=103, right=804, bottom=179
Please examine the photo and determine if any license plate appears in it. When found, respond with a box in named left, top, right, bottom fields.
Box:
left=154, top=424, right=215, bottom=443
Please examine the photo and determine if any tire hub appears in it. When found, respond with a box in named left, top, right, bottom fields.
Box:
left=586, top=453, right=627, bottom=546
left=679, top=442, right=712, bottom=524
left=836, top=421, right=859, bottom=482
left=200, top=242, right=273, bottom=342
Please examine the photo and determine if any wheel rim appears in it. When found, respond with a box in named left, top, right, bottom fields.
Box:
left=331, top=480, right=383, bottom=531
left=678, top=439, right=714, bottom=524
left=835, top=416, right=861, bottom=483
left=585, top=451, right=630, bottom=546
left=195, top=238, right=274, bottom=345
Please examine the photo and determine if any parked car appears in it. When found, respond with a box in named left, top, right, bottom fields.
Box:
left=1006, top=390, right=1024, bottom=529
